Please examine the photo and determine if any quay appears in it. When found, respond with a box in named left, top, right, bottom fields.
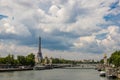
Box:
left=33, top=64, right=72, bottom=70
left=96, top=53, right=120, bottom=79
left=34, top=64, right=97, bottom=70
left=97, top=64, right=120, bottom=79
left=0, top=63, right=97, bottom=72
left=0, top=64, right=33, bottom=72
left=0, top=67, right=33, bottom=72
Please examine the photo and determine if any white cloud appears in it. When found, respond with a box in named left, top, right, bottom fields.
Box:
left=49, top=5, right=59, bottom=16
left=0, top=18, right=31, bottom=37
left=0, top=40, right=103, bottom=60
left=0, top=41, right=37, bottom=57
left=0, top=0, right=120, bottom=60
left=74, top=36, right=96, bottom=48
left=73, top=25, right=120, bottom=54
left=100, top=26, right=120, bottom=51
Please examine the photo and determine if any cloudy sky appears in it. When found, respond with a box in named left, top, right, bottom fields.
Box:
left=0, top=0, right=120, bottom=60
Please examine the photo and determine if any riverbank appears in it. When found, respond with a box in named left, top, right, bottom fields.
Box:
left=0, top=64, right=71, bottom=72
left=97, top=64, right=120, bottom=79
left=0, top=67, right=33, bottom=72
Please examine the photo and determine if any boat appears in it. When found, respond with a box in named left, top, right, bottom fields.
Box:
left=107, top=75, right=117, bottom=79
left=33, top=64, right=53, bottom=70
left=98, top=69, right=102, bottom=71
left=106, top=68, right=117, bottom=79
left=100, top=71, right=106, bottom=77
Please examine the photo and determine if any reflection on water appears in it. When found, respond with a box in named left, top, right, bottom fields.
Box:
left=100, top=76, right=120, bottom=80
left=100, top=77, right=108, bottom=80
left=0, top=69, right=119, bottom=80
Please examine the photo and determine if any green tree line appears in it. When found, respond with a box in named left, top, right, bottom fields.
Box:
left=0, top=53, right=35, bottom=66
left=52, top=58, right=77, bottom=64
left=51, top=58, right=97, bottom=64
left=109, top=50, right=120, bottom=67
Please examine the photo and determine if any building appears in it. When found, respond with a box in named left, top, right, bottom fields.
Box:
left=104, top=53, right=107, bottom=65
left=36, top=37, right=43, bottom=64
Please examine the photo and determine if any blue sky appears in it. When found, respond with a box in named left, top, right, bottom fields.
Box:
left=0, top=14, right=8, bottom=20
left=0, top=0, right=120, bottom=60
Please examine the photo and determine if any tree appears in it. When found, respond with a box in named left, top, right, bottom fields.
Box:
left=99, top=59, right=104, bottom=64
left=17, top=55, right=26, bottom=65
left=52, top=58, right=60, bottom=64
left=26, top=53, right=35, bottom=66
left=0, top=57, right=6, bottom=64
left=5, top=54, right=15, bottom=65
left=109, top=50, right=120, bottom=67
left=0, top=53, right=35, bottom=66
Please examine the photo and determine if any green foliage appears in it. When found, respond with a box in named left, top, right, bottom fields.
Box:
left=109, top=50, right=120, bottom=67
left=0, top=54, right=15, bottom=65
left=0, top=58, right=6, bottom=64
left=0, top=53, right=35, bottom=66
left=52, top=58, right=80, bottom=64
left=5, top=54, right=15, bottom=65
left=26, top=53, right=35, bottom=66
left=17, top=55, right=26, bottom=65
left=51, top=58, right=97, bottom=64
left=100, top=59, right=104, bottom=63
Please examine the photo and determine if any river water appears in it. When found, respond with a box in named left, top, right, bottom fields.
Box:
left=0, top=69, right=118, bottom=80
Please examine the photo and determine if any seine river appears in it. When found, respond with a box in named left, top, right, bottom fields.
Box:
left=0, top=69, right=118, bottom=80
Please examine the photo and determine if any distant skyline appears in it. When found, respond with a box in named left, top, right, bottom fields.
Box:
left=0, top=0, right=120, bottom=60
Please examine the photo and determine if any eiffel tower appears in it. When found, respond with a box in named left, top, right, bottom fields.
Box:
left=37, top=37, right=43, bottom=63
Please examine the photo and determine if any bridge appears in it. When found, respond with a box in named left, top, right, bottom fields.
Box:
left=52, top=63, right=97, bottom=69
left=34, top=63, right=97, bottom=70
left=76, top=64, right=97, bottom=69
